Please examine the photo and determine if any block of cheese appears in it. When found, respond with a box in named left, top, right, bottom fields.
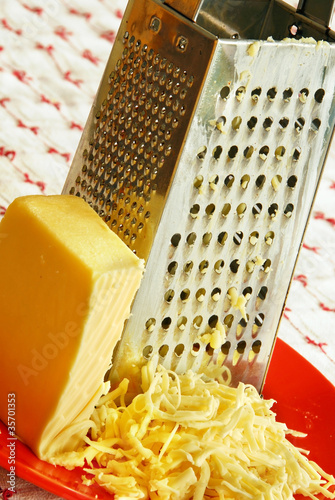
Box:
left=0, top=195, right=144, bottom=460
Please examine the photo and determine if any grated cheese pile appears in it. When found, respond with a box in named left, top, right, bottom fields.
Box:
left=51, top=360, right=335, bottom=500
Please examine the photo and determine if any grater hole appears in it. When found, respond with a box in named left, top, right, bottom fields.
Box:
left=180, top=289, right=190, bottom=302
left=314, top=88, right=325, bottom=103
left=147, top=48, right=154, bottom=61
left=237, top=340, right=246, bottom=354
left=254, top=313, right=264, bottom=327
left=255, top=175, right=266, bottom=189
left=258, top=286, right=268, bottom=300
left=247, top=116, right=258, bottom=130
left=164, top=289, right=175, bottom=303
left=220, top=85, right=230, bottom=100
left=267, top=87, right=277, bottom=101
left=215, top=115, right=227, bottom=132
left=190, top=204, right=200, bottom=218
left=237, top=318, right=247, bottom=338
left=275, top=146, right=286, bottom=160
left=221, top=341, right=231, bottom=355
left=180, top=105, right=187, bottom=117
left=251, top=87, right=262, bottom=102
left=230, top=259, right=240, bottom=273
left=299, top=88, right=309, bottom=103
left=271, top=175, right=282, bottom=191
left=161, top=317, right=172, bottom=330
left=228, top=145, right=238, bottom=159
left=197, top=145, right=207, bottom=160
left=122, top=31, right=129, bottom=44
left=294, top=117, right=305, bottom=133
left=243, top=146, right=254, bottom=159
left=252, top=340, right=262, bottom=353
left=283, top=87, right=293, bottom=101
left=191, top=342, right=201, bottom=356
left=218, top=231, right=228, bottom=246
left=183, top=260, right=194, bottom=274
left=259, top=146, right=269, bottom=160
left=199, top=260, right=209, bottom=274
left=145, top=318, right=156, bottom=332
left=224, top=314, right=234, bottom=329
left=246, top=259, right=256, bottom=273
left=209, top=174, right=219, bottom=190
left=292, top=147, right=301, bottom=161
left=222, top=203, right=231, bottom=217
left=241, top=174, right=250, bottom=189
left=310, top=118, right=321, bottom=133
left=196, top=288, right=206, bottom=302
left=214, top=259, right=225, bottom=273
left=212, top=145, right=223, bottom=159
left=174, top=344, right=185, bottom=357
left=248, top=340, right=262, bottom=361
left=208, top=314, right=219, bottom=328
left=206, top=344, right=214, bottom=356
left=235, top=86, right=246, bottom=102
left=279, top=117, right=289, bottom=129
left=268, top=203, right=278, bottom=218
left=187, top=75, right=194, bottom=87
left=284, top=203, right=294, bottom=217
left=232, top=116, right=242, bottom=130
left=249, top=231, right=259, bottom=245
left=263, top=117, right=273, bottom=131
left=206, top=203, right=216, bottom=218
left=236, top=203, right=247, bottom=218
left=252, top=203, right=262, bottom=218
left=167, top=261, right=178, bottom=275
left=193, top=315, right=203, bottom=329
left=177, top=316, right=187, bottom=330
left=211, top=288, right=221, bottom=302
left=194, top=175, right=204, bottom=189
left=233, top=231, right=243, bottom=245
left=203, top=232, right=212, bottom=246
left=265, top=231, right=275, bottom=245
left=287, top=175, right=298, bottom=189
left=171, top=233, right=181, bottom=247
left=159, top=344, right=169, bottom=358
left=186, top=232, right=197, bottom=247
left=261, top=259, right=271, bottom=273
left=143, top=345, right=153, bottom=359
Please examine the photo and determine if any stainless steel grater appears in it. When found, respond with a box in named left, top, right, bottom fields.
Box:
left=62, top=0, right=335, bottom=392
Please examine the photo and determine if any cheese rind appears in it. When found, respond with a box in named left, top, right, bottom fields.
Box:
left=0, top=195, right=144, bottom=459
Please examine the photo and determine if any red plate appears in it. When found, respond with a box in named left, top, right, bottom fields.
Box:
left=0, top=338, right=334, bottom=499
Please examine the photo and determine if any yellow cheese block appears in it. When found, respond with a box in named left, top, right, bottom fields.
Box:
left=0, top=195, right=144, bottom=459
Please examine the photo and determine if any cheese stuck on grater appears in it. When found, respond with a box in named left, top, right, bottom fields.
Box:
left=0, top=195, right=144, bottom=460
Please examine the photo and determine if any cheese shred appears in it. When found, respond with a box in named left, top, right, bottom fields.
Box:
left=50, top=361, right=335, bottom=500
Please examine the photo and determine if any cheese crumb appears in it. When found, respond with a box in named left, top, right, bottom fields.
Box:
left=227, top=287, right=247, bottom=320
left=199, top=320, right=226, bottom=349
left=247, top=41, right=260, bottom=57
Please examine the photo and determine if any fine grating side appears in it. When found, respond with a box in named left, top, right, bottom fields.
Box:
left=63, top=0, right=216, bottom=260
left=62, top=0, right=335, bottom=391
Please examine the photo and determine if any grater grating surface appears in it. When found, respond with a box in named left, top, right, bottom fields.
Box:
left=63, top=0, right=335, bottom=392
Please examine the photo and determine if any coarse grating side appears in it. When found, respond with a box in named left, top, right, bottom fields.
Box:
left=62, top=0, right=335, bottom=392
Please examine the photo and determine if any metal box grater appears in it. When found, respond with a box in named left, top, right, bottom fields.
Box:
left=62, top=0, right=335, bottom=391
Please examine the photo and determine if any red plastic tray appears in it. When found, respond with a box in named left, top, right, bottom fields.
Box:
left=0, top=338, right=334, bottom=499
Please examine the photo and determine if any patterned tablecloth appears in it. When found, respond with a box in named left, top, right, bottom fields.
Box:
left=0, top=0, right=334, bottom=498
